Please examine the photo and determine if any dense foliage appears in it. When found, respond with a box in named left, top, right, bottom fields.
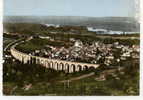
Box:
left=4, top=23, right=48, bottom=35
left=3, top=58, right=139, bottom=96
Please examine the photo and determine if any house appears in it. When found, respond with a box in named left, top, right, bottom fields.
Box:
left=74, top=40, right=83, bottom=48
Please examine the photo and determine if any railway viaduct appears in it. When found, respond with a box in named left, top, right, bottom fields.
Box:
left=10, top=43, right=99, bottom=73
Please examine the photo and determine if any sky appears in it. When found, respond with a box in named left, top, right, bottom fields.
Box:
left=4, top=0, right=137, bottom=17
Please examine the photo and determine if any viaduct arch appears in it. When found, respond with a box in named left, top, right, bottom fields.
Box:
left=10, top=43, right=99, bottom=73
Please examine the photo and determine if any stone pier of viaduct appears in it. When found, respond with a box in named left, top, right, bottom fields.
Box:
left=10, top=43, right=99, bottom=73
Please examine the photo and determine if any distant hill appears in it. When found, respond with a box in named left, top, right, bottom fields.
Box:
left=3, top=16, right=140, bottom=32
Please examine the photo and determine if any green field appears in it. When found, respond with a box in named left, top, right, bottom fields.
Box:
left=15, top=37, right=73, bottom=53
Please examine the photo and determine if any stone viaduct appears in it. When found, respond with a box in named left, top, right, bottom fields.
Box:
left=10, top=43, right=99, bottom=73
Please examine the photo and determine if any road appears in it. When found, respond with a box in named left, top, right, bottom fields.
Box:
left=59, top=72, right=95, bottom=83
